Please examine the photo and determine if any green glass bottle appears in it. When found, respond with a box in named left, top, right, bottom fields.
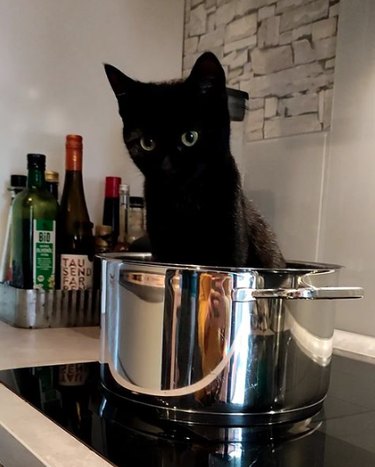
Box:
left=11, top=154, right=58, bottom=289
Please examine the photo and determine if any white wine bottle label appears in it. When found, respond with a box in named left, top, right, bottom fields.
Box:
left=58, top=363, right=89, bottom=387
left=33, top=219, right=56, bottom=290
left=61, top=254, right=93, bottom=290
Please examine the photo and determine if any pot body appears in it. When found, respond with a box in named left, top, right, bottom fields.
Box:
left=99, top=254, right=362, bottom=425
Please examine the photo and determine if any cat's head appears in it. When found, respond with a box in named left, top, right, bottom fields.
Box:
left=104, top=52, right=230, bottom=180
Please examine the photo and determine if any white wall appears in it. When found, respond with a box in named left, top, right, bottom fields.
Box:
left=242, top=131, right=327, bottom=263
left=0, top=0, right=184, bottom=246
left=242, top=0, right=375, bottom=337
left=317, top=0, right=375, bottom=336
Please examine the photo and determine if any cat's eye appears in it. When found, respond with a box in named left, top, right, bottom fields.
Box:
left=181, top=131, right=199, bottom=147
left=140, top=136, right=156, bottom=151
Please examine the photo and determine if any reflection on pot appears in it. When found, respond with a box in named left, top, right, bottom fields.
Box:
left=99, top=253, right=362, bottom=426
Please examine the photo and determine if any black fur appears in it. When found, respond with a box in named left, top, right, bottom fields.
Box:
left=104, top=52, right=285, bottom=268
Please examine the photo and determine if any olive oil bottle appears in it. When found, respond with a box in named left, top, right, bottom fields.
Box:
left=11, top=154, right=58, bottom=289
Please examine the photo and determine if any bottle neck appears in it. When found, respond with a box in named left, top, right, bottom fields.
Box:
left=66, top=147, right=82, bottom=171
left=60, top=170, right=91, bottom=225
left=61, top=170, right=86, bottom=206
left=27, top=167, right=45, bottom=190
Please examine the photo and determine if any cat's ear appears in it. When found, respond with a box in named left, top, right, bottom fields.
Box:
left=187, top=52, right=226, bottom=94
left=104, top=63, right=135, bottom=98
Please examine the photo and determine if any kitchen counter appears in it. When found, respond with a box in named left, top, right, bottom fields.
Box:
left=1, top=320, right=375, bottom=467
left=0, top=321, right=100, bottom=371
left=0, top=321, right=110, bottom=467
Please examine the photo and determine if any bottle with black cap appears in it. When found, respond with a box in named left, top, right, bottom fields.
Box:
left=11, top=154, right=58, bottom=289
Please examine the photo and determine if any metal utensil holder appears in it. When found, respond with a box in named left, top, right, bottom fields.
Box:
left=0, top=282, right=100, bottom=328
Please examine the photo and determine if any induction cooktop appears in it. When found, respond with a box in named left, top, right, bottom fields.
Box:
left=1, top=354, right=375, bottom=466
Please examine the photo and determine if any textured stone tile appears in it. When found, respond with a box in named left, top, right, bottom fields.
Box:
left=293, top=36, right=336, bottom=64
left=292, top=24, right=312, bottom=41
left=280, top=0, right=329, bottom=32
left=216, top=2, right=235, bottom=26
left=234, top=71, right=255, bottom=86
left=276, top=0, right=314, bottom=13
left=183, top=0, right=338, bottom=140
left=189, top=4, right=207, bottom=36
left=329, top=2, right=340, bottom=17
left=258, top=5, right=275, bottom=21
left=265, top=97, right=278, bottom=117
left=312, top=17, right=337, bottom=41
left=325, top=58, right=335, bottom=68
left=279, top=31, right=293, bottom=44
left=184, top=37, right=199, bottom=55
left=279, top=93, right=318, bottom=116
left=198, top=27, right=225, bottom=51
left=314, top=36, right=337, bottom=60
left=228, top=67, right=244, bottom=82
left=318, top=88, right=333, bottom=128
left=247, top=98, right=265, bottom=110
left=246, top=128, right=263, bottom=141
left=264, top=114, right=321, bottom=138
left=247, top=107, right=265, bottom=131
left=293, top=39, right=315, bottom=64
left=185, top=0, right=192, bottom=24
left=248, top=62, right=326, bottom=97
left=251, top=46, right=293, bottom=74
left=243, top=62, right=253, bottom=74
left=225, top=13, right=258, bottom=43
left=207, top=11, right=216, bottom=32
left=236, top=0, right=275, bottom=17
left=258, top=16, right=281, bottom=47
left=224, top=35, right=257, bottom=54
left=222, top=49, right=249, bottom=69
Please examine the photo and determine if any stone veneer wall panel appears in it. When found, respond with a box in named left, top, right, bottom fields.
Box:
left=183, top=0, right=340, bottom=141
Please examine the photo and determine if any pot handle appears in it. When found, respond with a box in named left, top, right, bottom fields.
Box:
left=233, top=286, right=364, bottom=302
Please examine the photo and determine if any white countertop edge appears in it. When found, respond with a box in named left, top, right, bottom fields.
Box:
left=333, top=329, right=375, bottom=363
left=0, top=384, right=111, bottom=467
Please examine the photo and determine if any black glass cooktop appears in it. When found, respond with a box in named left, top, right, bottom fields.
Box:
left=1, top=354, right=375, bottom=466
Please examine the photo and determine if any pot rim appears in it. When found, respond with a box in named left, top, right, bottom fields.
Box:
left=98, top=252, right=342, bottom=274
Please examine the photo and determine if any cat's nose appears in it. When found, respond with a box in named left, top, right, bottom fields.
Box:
left=161, top=156, right=172, bottom=172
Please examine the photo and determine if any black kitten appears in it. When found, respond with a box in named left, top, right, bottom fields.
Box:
left=104, top=52, right=285, bottom=268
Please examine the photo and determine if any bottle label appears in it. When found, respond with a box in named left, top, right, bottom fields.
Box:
left=58, top=363, right=88, bottom=387
left=60, top=254, right=93, bottom=290
left=33, top=219, right=56, bottom=290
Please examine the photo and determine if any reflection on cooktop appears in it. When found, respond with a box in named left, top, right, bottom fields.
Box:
left=1, top=355, right=375, bottom=466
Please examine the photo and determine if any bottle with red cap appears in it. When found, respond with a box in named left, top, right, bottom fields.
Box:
left=58, top=135, right=94, bottom=290
left=102, top=176, right=121, bottom=249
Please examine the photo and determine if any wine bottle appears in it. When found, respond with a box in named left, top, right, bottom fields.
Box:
left=11, top=154, right=58, bottom=289
left=102, top=176, right=121, bottom=249
left=59, top=135, right=94, bottom=290
left=0, top=175, right=27, bottom=282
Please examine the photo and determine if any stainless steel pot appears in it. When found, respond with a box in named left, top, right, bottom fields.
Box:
left=99, top=253, right=363, bottom=426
